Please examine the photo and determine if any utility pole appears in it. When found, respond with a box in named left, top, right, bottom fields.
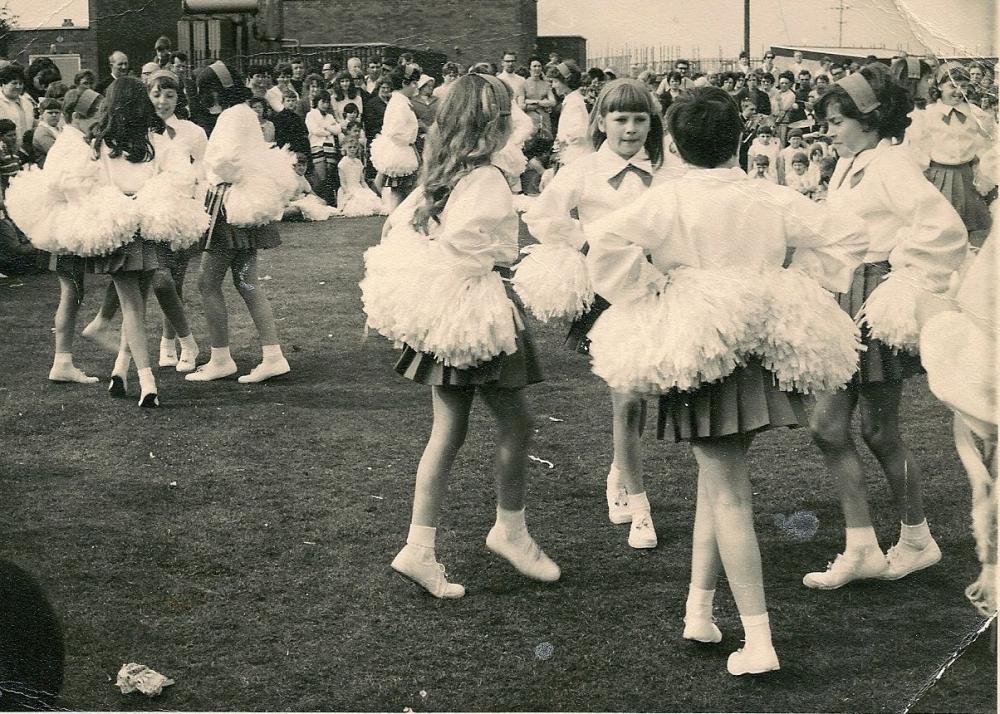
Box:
left=744, top=0, right=750, bottom=57
left=831, top=0, right=849, bottom=46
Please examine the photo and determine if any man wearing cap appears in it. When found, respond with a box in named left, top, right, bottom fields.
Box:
left=497, top=51, right=526, bottom=105
left=153, top=36, right=172, bottom=69
left=96, top=51, right=129, bottom=94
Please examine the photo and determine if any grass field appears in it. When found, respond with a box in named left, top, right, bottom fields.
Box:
left=1, top=217, right=995, bottom=712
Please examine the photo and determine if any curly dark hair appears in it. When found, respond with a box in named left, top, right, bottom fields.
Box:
left=814, top=63, right=912, bottom=141
left=92, top=76, right=164, bottom=163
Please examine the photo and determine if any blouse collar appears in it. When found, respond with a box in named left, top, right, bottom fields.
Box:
left=595, top=141, right=653, bottom=179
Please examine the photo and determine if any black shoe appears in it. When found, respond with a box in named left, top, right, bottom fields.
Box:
left=108, top=375, right=127, bottom=398
left=138, top=392, right=159, bottom=408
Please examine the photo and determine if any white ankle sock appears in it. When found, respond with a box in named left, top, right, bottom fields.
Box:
left=496, top=506, right=527, bottom=534
left=138, top=367, right=156, bottom=394
left=606, top=464, right=621, bottom=492
left=210, top=346, right=233, bottom=364
left=53, top=352, right=73, bottom=368
left=740, top=613, right=772, bottom=650
left=899, top=520, right=931, bottom=548
left=406, top=524, right=436, bottom=550
left=845, top=526, right=880, bottom=553
left=628, top=491, right=650, bottom=515
left=112, top=350, right=132, bottom=377
left=262, top=344, right=284, bottom=361
left=179, top=334, right=198, bottom=352
left=685, top=585, right=715, bottom=619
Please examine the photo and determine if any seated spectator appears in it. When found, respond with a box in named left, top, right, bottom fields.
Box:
left=749, top=153, right=771, bottom=180
left=784, top=151, right=817, bottom=194
left=777, top=128, right=807, bottom=184
left=73, top=69, right=96, bottom=91
left=283, top=150, right=338, bottom=221
left=248, top=96, right=275, bottom=143
left=341, top=103, right=366, bottom=144
left=747, top=124, right=779, bottom=181
left=32, top=97, right=61, bottom=166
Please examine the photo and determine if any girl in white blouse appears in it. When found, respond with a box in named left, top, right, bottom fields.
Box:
left=361, top=73, right=560, bottom=599
left=369, top=63, right=421, bottom=214
left=521, top=79, right=664, bottom=549
left=805, top=64, right=967, bottom=590
left=546, top=61, right=592, bottom=169
left=583, top=87, right=867, bottom=675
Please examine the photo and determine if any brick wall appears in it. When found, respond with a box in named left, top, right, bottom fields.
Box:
left=6, top=28, right=100, bottom=75
left=281, top=0, right=538, bottom=68
left=90, top=0, right=184, bottom=82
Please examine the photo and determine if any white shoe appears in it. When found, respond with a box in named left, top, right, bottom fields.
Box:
left=176, top=345, right=199, bottom=373
left=803, top=548, right=887, bottom=590
left=628, top=512, right=658, bottom=549
left=727, top=645, right=780, bottom=676
left=237, top=357, right=290, bottom=384
left=184, top=359, right=238, bottom=382
left=159, top=347, right=179, bottom=368
left=391, top=545, right=465, bottom=599
left=607, top=487, right=631, bottom=524
left=48, top=365, right=99, bottom=384
left=81, top=320, right=119, bottom=352
left=683, top=617, right=722, bottom=644
left=486, top=526, right=560, bottom=582
left=880, top=539, right=942, bottom=581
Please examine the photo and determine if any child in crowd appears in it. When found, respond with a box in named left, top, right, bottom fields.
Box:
left=783, top=151, right=816, bottom=194
left=273, top=89, right=310, bottom=156
left=337, top=138, right=383, bottom=217
left=0, top=119, right=21, bottom=190
left=747, top=125, right=779, bottom=181
left=248, top=96, right=275, bottom=143
left=521, top=79, right=664, bottom=548
left=305, top=88, right=341, bottom=199
left=284, top=150, right=338, bottom=221
left=583, top=86, right=866, bottom=675
left=361, top=73, right=560, bottom=599
left=32, top=98, right=62, bottom=167
left=777, top=127, right=807, bottom=184
left=749, top=153, right=771, bottom=180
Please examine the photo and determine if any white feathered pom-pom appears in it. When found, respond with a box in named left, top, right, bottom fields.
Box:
left=758, top=268, right=862, bottom=393
left=512, top=242, right=593, bottom=323
left=65, top=187, right=141, bottom=257
left=293, top=194, right=340, bottom=221
left=134, top=173, right=210, bottom=250
left=360, top=225, right=432, bottom=348
left=6, top=168, right=60, bottom=251
left=224, top=146, right=299, bottom=226
left=492, top=144, right=528, bottom=178
left=370, top=134, right=418, bottom=177
left=857, top=274, right=922, bottom=352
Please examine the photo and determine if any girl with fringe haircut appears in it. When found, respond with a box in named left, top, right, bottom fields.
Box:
left=361, top=73, right=560, bottom=599
left=519, top=78, right=666, bottom=549
left=583, top=87, right=868, bottom=675
left=185, top=60, right=298, bottom=385
left=803, top=64, right=967, bottom=590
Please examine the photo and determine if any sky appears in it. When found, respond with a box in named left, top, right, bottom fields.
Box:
left=4, top=0, right=995, bottom=59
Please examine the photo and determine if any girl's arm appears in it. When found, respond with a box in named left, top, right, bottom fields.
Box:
left=558, top=94, right=590, bottom=143
left=903, top=108, right=932, bottom=170
left=521, top=158, right=586, bottom=248
left=205, top=106, right=259, bottom=183
left=583, top=188, right=671, bottom=304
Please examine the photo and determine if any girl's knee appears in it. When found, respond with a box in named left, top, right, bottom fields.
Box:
left=810, top=414, right=850, bottom=451
left=150, top=269, right=175, bottom=294
left=860, top=419, right=901, bottom=456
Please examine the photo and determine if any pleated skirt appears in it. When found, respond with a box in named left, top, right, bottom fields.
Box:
left=202, top=184, right=282, bottom=253
left=656, top=357, right=807, bottom=443
left=384, top=172, right=417, bottom=191
left=47, top=252, right=84, bottom=274
left=926, top=160, right=991, bottom=233
left=837, top=261, right=924, bottom=385
left=86, top=235, right=160, bottom=274
left=564, top=294, right=610, bottom=354
left=394, top=274, right=544, bottom=389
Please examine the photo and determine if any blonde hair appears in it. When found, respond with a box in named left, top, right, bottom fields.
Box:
left=411, top=74, right=512, bottom=233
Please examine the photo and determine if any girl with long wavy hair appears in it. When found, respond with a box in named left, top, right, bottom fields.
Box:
left=361, top=73, right=560, bottom=599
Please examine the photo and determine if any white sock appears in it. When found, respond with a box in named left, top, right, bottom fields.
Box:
left=210, top=346, right=234, bottom=364
left=137, top=367, right=156, bottom=394
left=627, top=491, right=650, bottom=515
left=262, top=344, right=284, bottom=361
left=496, top=506, right=527, bottom=535
left=899, top=520, right=931, bottom=548
left=606, top=464, right=621, bottom=493
left=178, top=334, right=198, bottom=352
left=685, top=585, right=715, bottom=620
left=740, top=613, right=772, bottom=650
left=53, top=352, right=73, bottom=368
left=406, top=524, right=436, bottom=551
left=160, top=337, right=177, bottom=355
left=845, top=526, right=880, bottom=553
left=112, top=350, right=132, bottom=378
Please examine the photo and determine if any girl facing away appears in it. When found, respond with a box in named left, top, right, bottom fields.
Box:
left=360, top=73, right=561, bottom=599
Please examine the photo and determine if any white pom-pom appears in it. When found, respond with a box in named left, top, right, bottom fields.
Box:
left=135, top=173, right=210, bottom=250
left=512, top=242, right=593, bottom=323
left=66, top=187, right=142, bottom=257
left=360, top=224, right=433, bottom=347
left=6, top=168, right=61, bottom=251
left=292, top=194, right=339, bottom=221
left=370, top=134, right=418, bottom=177
left=857, top=274, right=922, bottom=352
left=225, top=175, right=285, bottom=226
left=757, top=268, right=862, bottom=393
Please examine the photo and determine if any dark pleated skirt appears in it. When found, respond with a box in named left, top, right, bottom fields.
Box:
left=656, top=357, right=808, bottom=443
left=837, top=261, right=924, bottom=385
left=202, top=184, right=282, bottom=253
left=86, top=236, right=159, bottom=274
left=47, top=252, right=84, bottom=274
left=394, top=273, right=544, bottom=389
left=926, top=160, right=991, bottom=233
left=384, top=172, right=417, bottom=191
left=564, top=294, right=611, bottom=354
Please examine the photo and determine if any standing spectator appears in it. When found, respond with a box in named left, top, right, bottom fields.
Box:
left=737, top=51, right=752, bottom=75
left=289, top=56, right=306, bottom=94
left=738, top=96, right=768, bottom=171
left=0, top=65, right=35, bottom=153
left=829, top=64, right=846, bottom=82
left=410, top=74, right=438, bottom=155
left=298, top=73, right=324, bottom=117
left=73, top=69, right=96, bottom=91
left=305, top=88, right=340, bottom=200
left=774, top=72, right=798, bottom=144
left=737, top=71, right=771, bottom=115
left=246, top=64, right=270, bottom=99
left=657, top=58, right=693, bottom=96
left=364, top=58, right=381, bottom=93
left=97, top=51, right=129, bottom=94
left=545, top=52, right=561, bottom=73
left=272, top=89, right=310, bottom=155
left=498, top=51, right=526, bottom=105
left=434, top=61, right=460, bottom=100
left=265, top=63, right=297, bottom=113
left=331, top=70, right=364, bottom=121
left=790, top=50, right=806, bottom=76
left=347, top=57, right=364, bottom=83
left=362, top=79, right=391, bottom=181
left=760, top=51, right=776, bottom=75
left=659, top=71, right=685, bottom=111
left=140, top=62, right=160, bottom=85
left=815, top=56, right=833, bottom=82
left=629, top=62, right=643, bottom=79
left=547, top=61, right=590, bottom=168
left=170, top=51, right=198, bottom=119
left=31, top=97, right=61, bottom=167
left=153, top=36, right=172, bottom=68
left=322, top=61, right=337, bottom=87
left=521, top=56, right=555, bottom=192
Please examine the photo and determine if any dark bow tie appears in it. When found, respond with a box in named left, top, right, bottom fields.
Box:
left=608, top=163, right=652, bottom=190
left=942, top=108, right=967, bottom=125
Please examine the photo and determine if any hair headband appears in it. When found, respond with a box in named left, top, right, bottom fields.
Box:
left=836, top=72, right=880, bottom=113
left=935, top=61, right=970, bottom=86
left=472, top=73, right=512, bottom=117
left=209, top=60, right=235, bottom=88
left=555, top=62, right=573, bottom=80
left=148, top=69, right=179, bottom=85
left=74, top=88, right=101, bottom=116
